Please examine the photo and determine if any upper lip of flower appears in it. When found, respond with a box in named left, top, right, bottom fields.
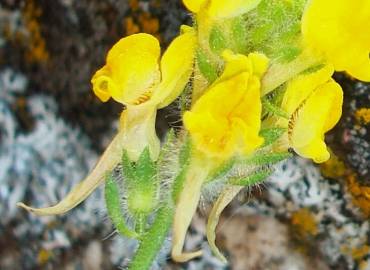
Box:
left=91, top=28, right=197, bottom=108
left=183, top=50, right=268, bottom=159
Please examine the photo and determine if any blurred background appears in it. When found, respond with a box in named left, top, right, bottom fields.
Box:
left=0, top=0, right=369, bottom=269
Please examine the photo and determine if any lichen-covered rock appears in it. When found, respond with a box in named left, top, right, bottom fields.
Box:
left=330, top=75, right=370, bottom=183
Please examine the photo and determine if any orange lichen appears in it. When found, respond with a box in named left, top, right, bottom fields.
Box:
left=291, top=208, right=318, bottom=237
left=138, top=12, right=160, bottom=35
left=124, top=17, right=140, bottom=35
left=352, top=245, right=370, bottom=261
left=123, top=1, right=161, bottom=42
left=21, top=0, right=49, bottom=64
left=355, top=108, right=370, bottom=124
left=320, top=152, right=347, bottom=179
left=129, top=0, right=140, bottom=11
left=347, top=174, right=370, bottom=217
left=342, top=244, right=369, bottom=269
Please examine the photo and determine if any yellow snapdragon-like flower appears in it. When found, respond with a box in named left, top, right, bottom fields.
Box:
left=17, top=28, right=196, bottom=216
left=302, top=0, right=370, bottom=81
left=183, top=0, right=261, bottom=18
left=281, top=65, right=343, bottom=163
left=183, top=50, right=268, bottom=160
left=171, top=50, right=268, bottom=263
left=92, top=27, right=196, bottom=161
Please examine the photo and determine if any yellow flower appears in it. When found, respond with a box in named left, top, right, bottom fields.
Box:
left=171, top=50, right=267, bottom=263
left=183, top=0, right=261, bottom=18
left=183, top=50, right=268, bottom=160
left=281, top=65, right=343, bottom=163
left=17, top=27, right=196, bottom=216
left=92, top=27, right=197, bottom=161
left=302, top=0, right=370, bottom=81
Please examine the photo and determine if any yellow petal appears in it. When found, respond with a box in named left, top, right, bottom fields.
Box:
left=91, top=66, right=114, bottom=102
left=217, top=50, right=253, bottom=83
left=294, top=136, right=330, bottom=163
left=152, top=28, right=197, bottom=108
left=281, top=64, right=334, bottom=115
left=206, top=186, right=242, bottom=262
left=184, top=51, right=267, bottom=159
left=183, top=0, right=207, bottom=13
left=302, top=0, right=370, bottom=81
left=184, top=110, right=237, bottom=158
left=92, top=33, right=161, bottom=105
left=208, top=0, right=261, bottom=19
left=291, top=81, right=343, bottom=163
left=249, top=52, right=270, bottom=77
left=17, top=130, right=126, bottom=215
left=184, top=73, right=249, bottom=159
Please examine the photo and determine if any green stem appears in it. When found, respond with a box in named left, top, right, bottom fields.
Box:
left=262, top=99, right=290, bottom=119
left=135, top=214, right=146, bottom=235
left=129, top=204, right=174, bottom=270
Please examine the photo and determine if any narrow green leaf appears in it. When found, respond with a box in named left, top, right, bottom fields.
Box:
left=241, top=152, right=292, bottom=166
left=105, top=173, right=138, bottom=238
left=259, top=127, right=286, bottom=146
left=262, top=98, right=289, bottom=119
left=196, top=49, right=218, bottom=83
left=229, top=169, right=273, bottom=186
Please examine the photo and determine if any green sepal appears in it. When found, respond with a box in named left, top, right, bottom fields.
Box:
left=123, top=148, right=159, bottom=215
left=196, top=49, right=218, bottom=83
left=136, top=147, right=157, bottom=184
left=104, top=173, right=138, bottom=239
left=259, top=127, right=286, bottom=147
left=231, top=17, right=248, bottom=54
left=245, top=0, right=305, bottom=62
left=122, top=149, right=136, bottom=181
left=229, top=169, right=273, bottom=186
left=172, top=136, right=192, bottom=202
left=209, top=26, right=227, bottom=54
left=262, top=98, right=289, bottom=119
left=240, top=152, right=292, bottom=166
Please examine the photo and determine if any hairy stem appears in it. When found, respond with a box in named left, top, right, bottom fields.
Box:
left=129, top=204, right=174, bottom=270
